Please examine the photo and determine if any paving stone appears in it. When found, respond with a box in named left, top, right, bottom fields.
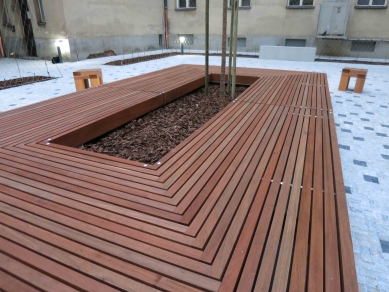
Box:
left=338, top=114, right=347, bottom=117
left=345, top=186, right=352, bottom=194
left=361, top=118, right=370, bottom=122
left=363, top=175, right=379, bottom=184
left=380, top=240, right=389, bottom=254
left=355, top=104, right=362, bottom=107
left=350, top=112, right=358, bottom=115
left=366, top=112, right=374, bottom=115
left=381, top=154, right=389, bottom=160
left=353, top=137, right=365, bottom=141
left=336, top=123, right=340, bottom=127
left=364, top=127, right=374, bottom=131
left=344, top=121, right=353, bottom=125
left=354, top=160, right=367, bottom=167
left=342, top=129, right=352, bottom=133
left=384, top=145, right=389, bottom=150
left=339, top=144, right=350, bottom=150
left=376, top=133, right=388, bottom=137
left=381, top=124, right=389, bottom=128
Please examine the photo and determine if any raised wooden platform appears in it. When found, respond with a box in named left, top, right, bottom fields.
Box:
left=0, top=65, right=357, bottom=291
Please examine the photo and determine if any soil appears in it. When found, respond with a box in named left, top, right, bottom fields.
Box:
left=79, top=84, right=247, bottom=164
left=105, top=52, right=258, bottom=66
left=0, top=76, right=53, bottom=90
left=316, top=59, right=389, bottom=66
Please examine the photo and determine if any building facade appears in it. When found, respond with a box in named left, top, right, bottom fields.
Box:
left=1, top=0, right=388, bottom=61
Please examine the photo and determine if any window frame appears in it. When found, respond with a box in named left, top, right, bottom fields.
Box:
left=287, top=0, right=315, bottom=7
left=228, top=0, right=251, bottom=8
left=176, top=0, right=196, bottom=10
left=356, top=0, right=387, bottom=6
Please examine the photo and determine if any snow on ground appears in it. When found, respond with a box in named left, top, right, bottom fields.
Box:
left=1, top=53, right=389, bottom=291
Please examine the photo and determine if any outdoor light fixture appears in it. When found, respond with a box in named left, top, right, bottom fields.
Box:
left=179, top=36, right=185, bottom=54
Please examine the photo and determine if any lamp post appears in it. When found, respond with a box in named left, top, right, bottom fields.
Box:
left=179, top=36, right=185, bottom=54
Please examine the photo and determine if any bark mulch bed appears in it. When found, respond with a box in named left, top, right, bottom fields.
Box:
left=105, top=52, right=258, bottom=66
left=316, top=59, right=389, bottom=66
left=0, top=76, right=54, bottom=90
left=105, top=53, right=179, bottom=66
left=79, top=84, right=247, bottom=164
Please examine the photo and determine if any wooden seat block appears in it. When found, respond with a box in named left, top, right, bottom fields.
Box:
left=338, top=67, right=368, bottom=93
left=73, top=68, right=103, bottom=91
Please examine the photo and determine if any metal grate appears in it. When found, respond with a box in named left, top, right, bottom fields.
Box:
left=351, top=41, right=376, bottom=52
left=178, top=34, right=194, bottom=45
left=285, top=39, right=307, bottom=47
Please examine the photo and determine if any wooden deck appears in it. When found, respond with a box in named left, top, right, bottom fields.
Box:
left=0, top=65, right=357, bottom=291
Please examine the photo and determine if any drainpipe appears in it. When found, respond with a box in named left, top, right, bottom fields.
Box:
left=164, top=0, right=169, bottom=49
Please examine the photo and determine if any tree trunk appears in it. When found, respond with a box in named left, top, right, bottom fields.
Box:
left=205, top=0, right=210, bottom=96
left=227, top=1, right=235, bottom=94
left=231, top=0, right=239, bottom=99
left=220, top=0, right=227, bottom=96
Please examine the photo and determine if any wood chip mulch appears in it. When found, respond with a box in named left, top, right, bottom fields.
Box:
left=79, top=84, right=247, bottom=164
left=0, top=76, right=53, bottom=91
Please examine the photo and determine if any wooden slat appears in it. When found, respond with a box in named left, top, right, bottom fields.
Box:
left=0, top=65, right=356, bottom=291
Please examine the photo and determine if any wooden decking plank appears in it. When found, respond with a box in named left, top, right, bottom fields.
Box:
left=322, top=111, right=342, bottom=291
left=0, top=237, right=120, bottom=292
left=0, top=269, right=40, bottom=292
left=328, top=111, right=358, bottom=292
left=288, top=109, right=316, bottom=291
left=0, top=204, right=219, bottom=291
left=0, top=251, right=79, bottom=292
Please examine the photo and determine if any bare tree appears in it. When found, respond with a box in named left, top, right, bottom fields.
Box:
left=227, top=0, right=235, bottom=94
left=220, top=0, right=228, bottom=96
left=231, top=0, right=239, bottom=99
left=205, top=0, right=210, bottom=96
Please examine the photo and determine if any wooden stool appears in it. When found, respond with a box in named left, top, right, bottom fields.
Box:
left=338, top=67, right=368, bottom=94
left=73, top=69, right=103, bottom=91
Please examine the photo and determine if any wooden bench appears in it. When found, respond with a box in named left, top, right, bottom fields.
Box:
left=0, top=65, right=357, bottom=292
left=73, top=68, right=103, bottom=91
left=338, top=67, right=368, bottom=94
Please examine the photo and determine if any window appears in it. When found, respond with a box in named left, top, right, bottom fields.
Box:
left=177, top=0, right=196, bottom=9
left=228, top=0, right=251, bottom=8
left=178, top=34, right=194, bottom=45
left=33, top=0, right=46, bottom=25
left=285, top=39, right=306, bottom=47
left=159, top=34, right=163, bottom=47
left=288, top=0, right=314, bottom=6
left=357, top=0, right=387, bottom=5
left=228, top=37, right=247, bottom=47
left=351, top=41, right=376, bottom=52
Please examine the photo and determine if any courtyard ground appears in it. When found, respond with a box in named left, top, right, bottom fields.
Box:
left=0, top=53, right=388, bottom=291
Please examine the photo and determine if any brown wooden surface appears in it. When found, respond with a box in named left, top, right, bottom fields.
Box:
left=338, top=67, right=368, bottom=93
left=0, top=65, right=358, bottom=291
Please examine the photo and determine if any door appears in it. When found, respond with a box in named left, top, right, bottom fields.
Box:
left=18, top=0, right=37, bottom=57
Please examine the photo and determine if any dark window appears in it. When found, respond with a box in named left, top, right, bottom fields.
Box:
left=351, top=41, right=376, bottom=52
left=288, top=0, right=314, bottom=6
left=285, top=39, right=307, bottom=47
left=189, top=0, right=196, bottom=7
left=242, top=0, right=251, bottom=7
left=228, top=37, right=247, bottom=47
left=159, top=34, right=163, bottom=47
left=178, top=0, right=186, bottom=8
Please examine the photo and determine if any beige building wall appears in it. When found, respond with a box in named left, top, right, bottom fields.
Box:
left=168, top=0, right=389, bottom=58
left=62, top=0, right=165, bottom=60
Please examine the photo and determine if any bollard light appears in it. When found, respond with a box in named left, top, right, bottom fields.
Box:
left=179, top=36, right=185, bottom=54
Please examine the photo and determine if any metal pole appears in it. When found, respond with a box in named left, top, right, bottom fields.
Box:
left=231, top=0, right=239, bottom=100
left=205, top=0, right=209, bottom=96
left=227, top=2, right=235, bottom=94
